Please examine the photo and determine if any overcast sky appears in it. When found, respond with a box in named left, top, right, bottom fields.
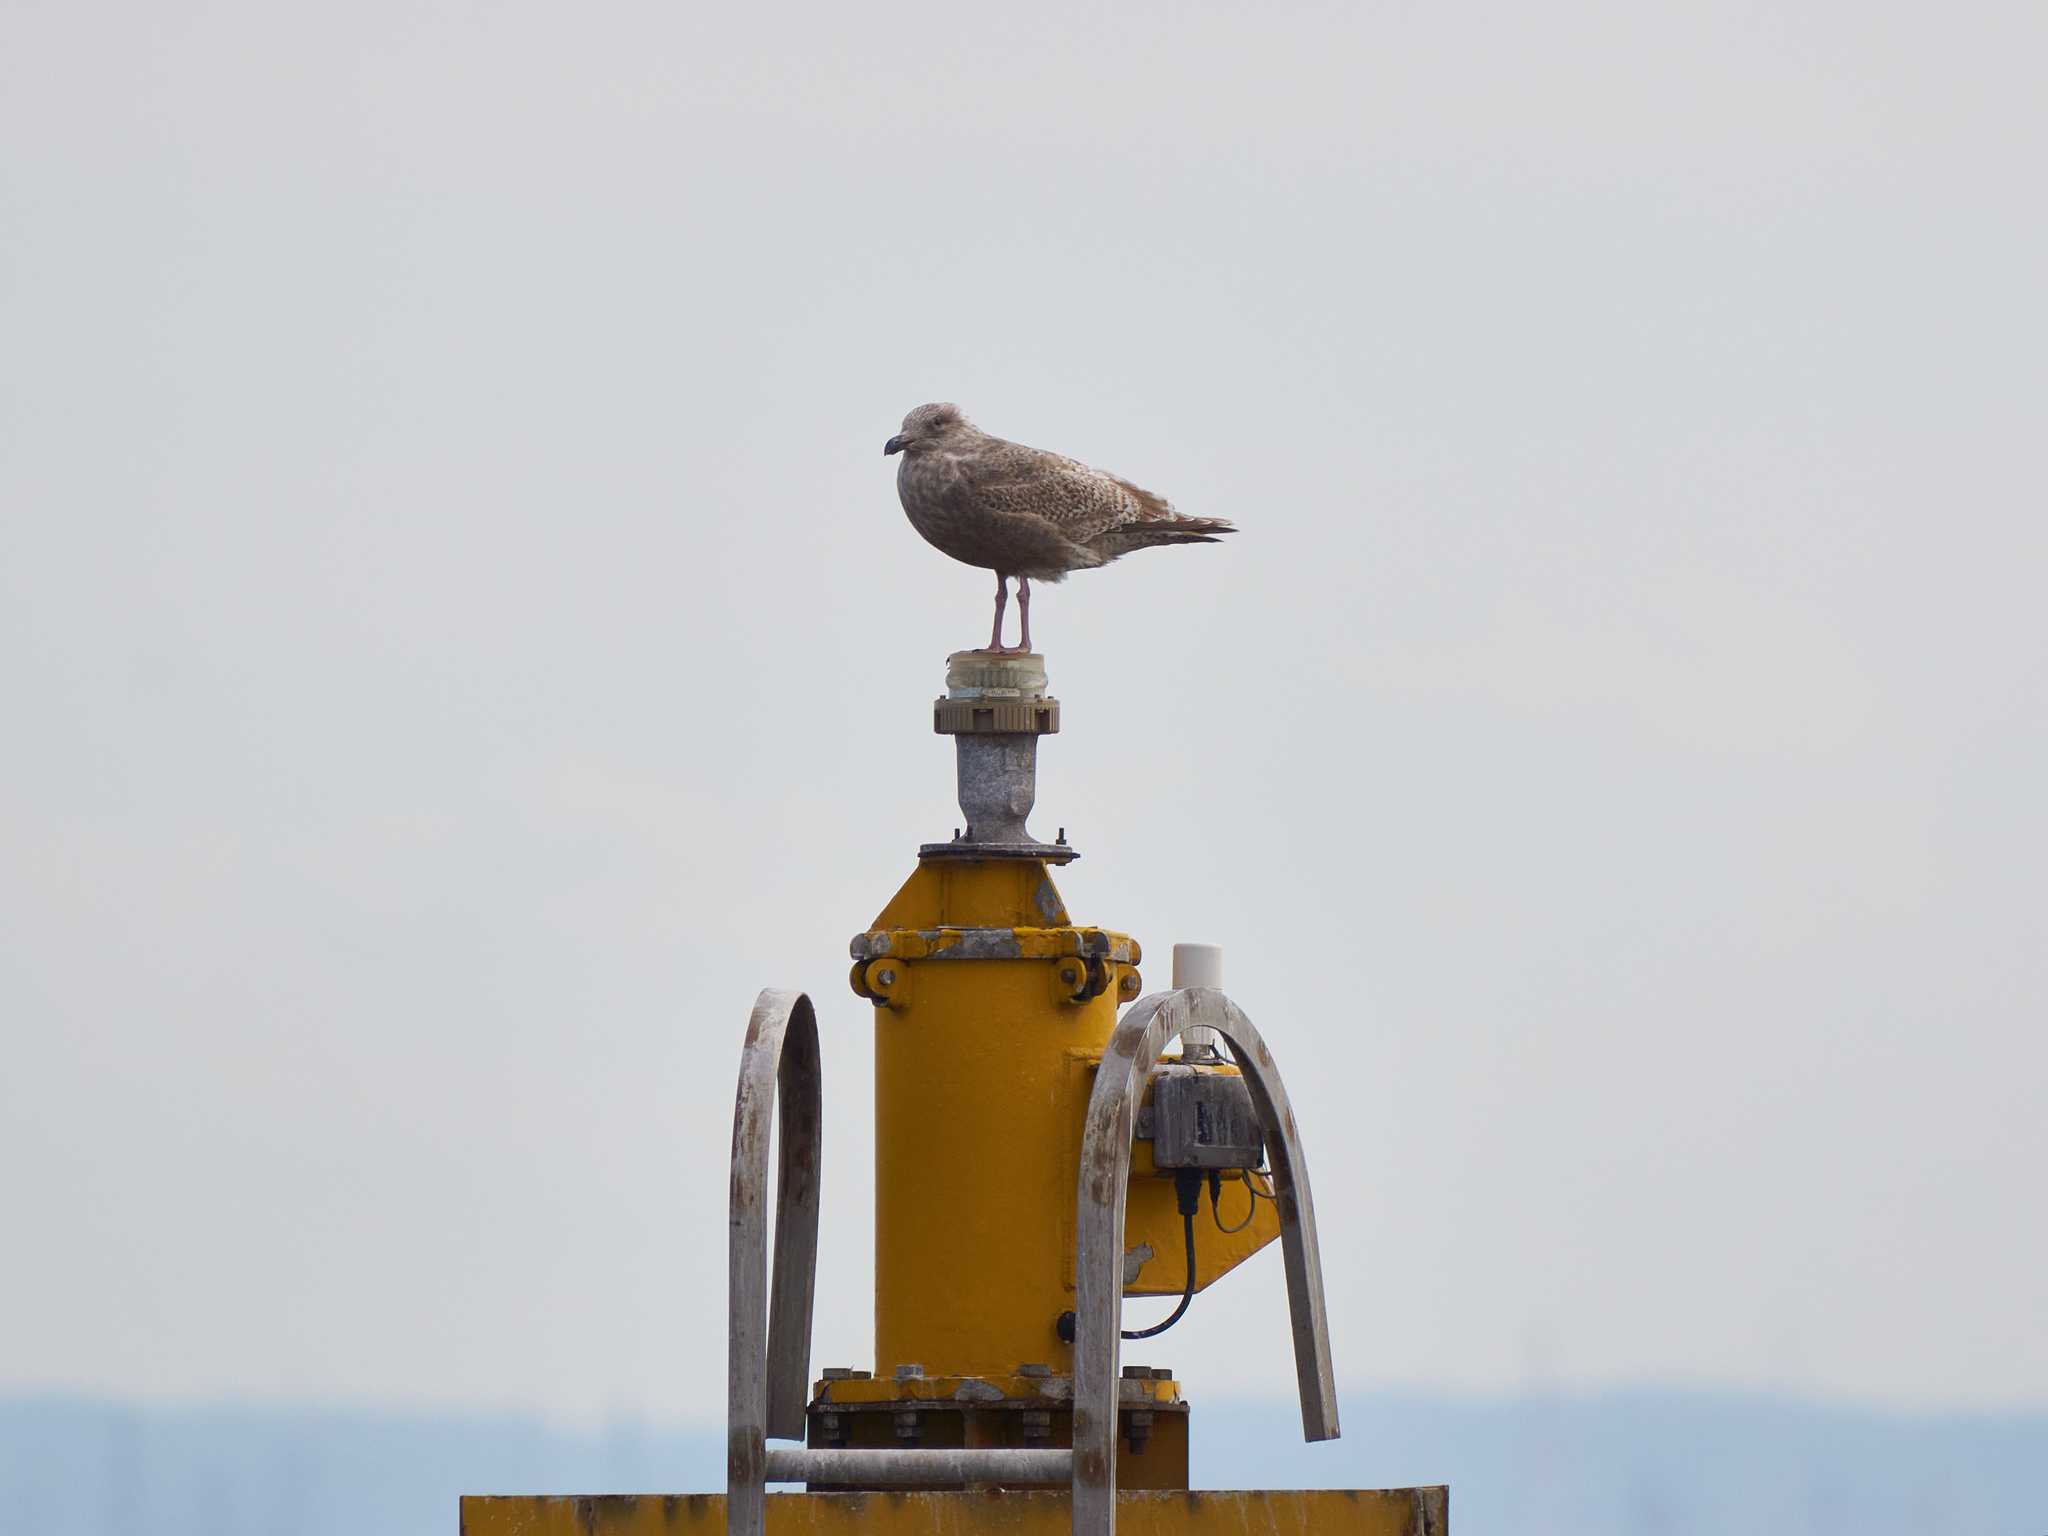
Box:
left=2, top=1, right=2044, bottom=1429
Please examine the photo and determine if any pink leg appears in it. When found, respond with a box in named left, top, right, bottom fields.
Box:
left=988, top=571, right=1010, bottom=651
left=1016, top=576, right=1033, bottom=653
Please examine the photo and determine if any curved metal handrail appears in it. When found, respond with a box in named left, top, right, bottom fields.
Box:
left=728, top=988, right=824, bottom=1536
left=1071, top=988, right=1338, bottom=1536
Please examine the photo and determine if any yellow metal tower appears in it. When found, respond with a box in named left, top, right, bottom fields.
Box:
left=461, top=649, right=1445, bottom=1536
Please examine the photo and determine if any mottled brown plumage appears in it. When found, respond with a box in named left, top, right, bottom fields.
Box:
left=882, top=402, right=1234, bottom=651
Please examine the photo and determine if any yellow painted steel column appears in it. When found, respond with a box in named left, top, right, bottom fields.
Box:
left=858, top=858, right=1136, bottom=1380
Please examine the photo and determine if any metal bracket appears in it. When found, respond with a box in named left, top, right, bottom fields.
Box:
left=1071, top=989, right=1340, bottom=1536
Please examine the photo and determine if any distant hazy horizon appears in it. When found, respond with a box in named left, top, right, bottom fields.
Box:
left=7, top=1387, right=2044, bottom=1536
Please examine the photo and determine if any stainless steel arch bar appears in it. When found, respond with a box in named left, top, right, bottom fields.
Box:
left=1072, top=988, right=1339, bottom=1536
left=728, top=988, right=824, bottom=1536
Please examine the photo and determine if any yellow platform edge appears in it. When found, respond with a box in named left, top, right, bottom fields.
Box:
left=459, top=1488, right=1446, bottom=1536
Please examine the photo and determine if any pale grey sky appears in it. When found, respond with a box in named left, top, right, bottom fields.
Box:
left=2, top=1, right=2043, bottom=1427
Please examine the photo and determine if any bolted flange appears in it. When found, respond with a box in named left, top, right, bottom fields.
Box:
left=920, top=650, right=1075, bottom=864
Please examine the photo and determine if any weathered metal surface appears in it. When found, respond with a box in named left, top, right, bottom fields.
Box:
left=460, top=1487, right=1447, bottom=1536
left=851, top=928, right=1139, bottom=964
left=1073, top=990, right=1341, bottom=1536
left=1120, top=1245, right=1153, bottom=1286
left=804, top=1375, right=1192, bottom=1492
left=767, top=1008, right=824, bottom=1438
left=811, top=1373, right=1182, bottom=1407
left=730, top=990, right=825, bottom=1536
left=1148, top=1071, right=1265, bottom=1171
left=954, top=730, right=1043, bottom=847
left=918, top=843, right=1082, bottom=865
left=765, top=1447, right=1073, bottom=1487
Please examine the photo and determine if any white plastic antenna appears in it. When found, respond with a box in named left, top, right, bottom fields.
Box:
left=1171, top=943, right=1226, bottom=1059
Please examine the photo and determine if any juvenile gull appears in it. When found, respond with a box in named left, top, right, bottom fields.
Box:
left=883, top=402, right=1235, bottom=652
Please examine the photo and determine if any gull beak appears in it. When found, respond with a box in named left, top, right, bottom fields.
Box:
left=883, top=434, right=907, bottom=456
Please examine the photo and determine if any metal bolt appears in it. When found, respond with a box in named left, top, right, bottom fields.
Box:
left=1125, top=1408, right=1154, bottom=1455
left=894, top=1408, right=921, bottom=1442
left=821, top=1367, right=855, bottom=1381
left=1119, top=972, right=1141, bottom=994
left=848, top=1370, right=873, bottom=1380
left=817, top=1410, right=846, bottom=1448
left=1020, top=1408, right=1053, bottom=1443
left=894, top=1363, right=924, bottom=1380
left=1150, top=1367, right=1173, bottom=1380
left=877, top=968, right=897, bottom=988
left=1121, top=1365, right=1148, bottom=1379
left=1017, top=1363, right=1052, bottom=1378
left=1056, top=827, right=1068, bottom=844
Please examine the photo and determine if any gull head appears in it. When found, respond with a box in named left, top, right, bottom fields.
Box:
left=884, top=401, right=970, bottom=456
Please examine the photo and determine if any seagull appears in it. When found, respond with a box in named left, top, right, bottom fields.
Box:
left=884, top=403, right=1235, bottom=653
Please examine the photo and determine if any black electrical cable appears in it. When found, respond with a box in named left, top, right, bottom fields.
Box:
left=1121, top=1169, right=1202, bottom=1341
left=1119, top=1207, right=1195, bottom=1339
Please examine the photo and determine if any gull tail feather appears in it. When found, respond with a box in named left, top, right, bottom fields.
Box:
left=1104, top=515, right=1237, bottom=555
